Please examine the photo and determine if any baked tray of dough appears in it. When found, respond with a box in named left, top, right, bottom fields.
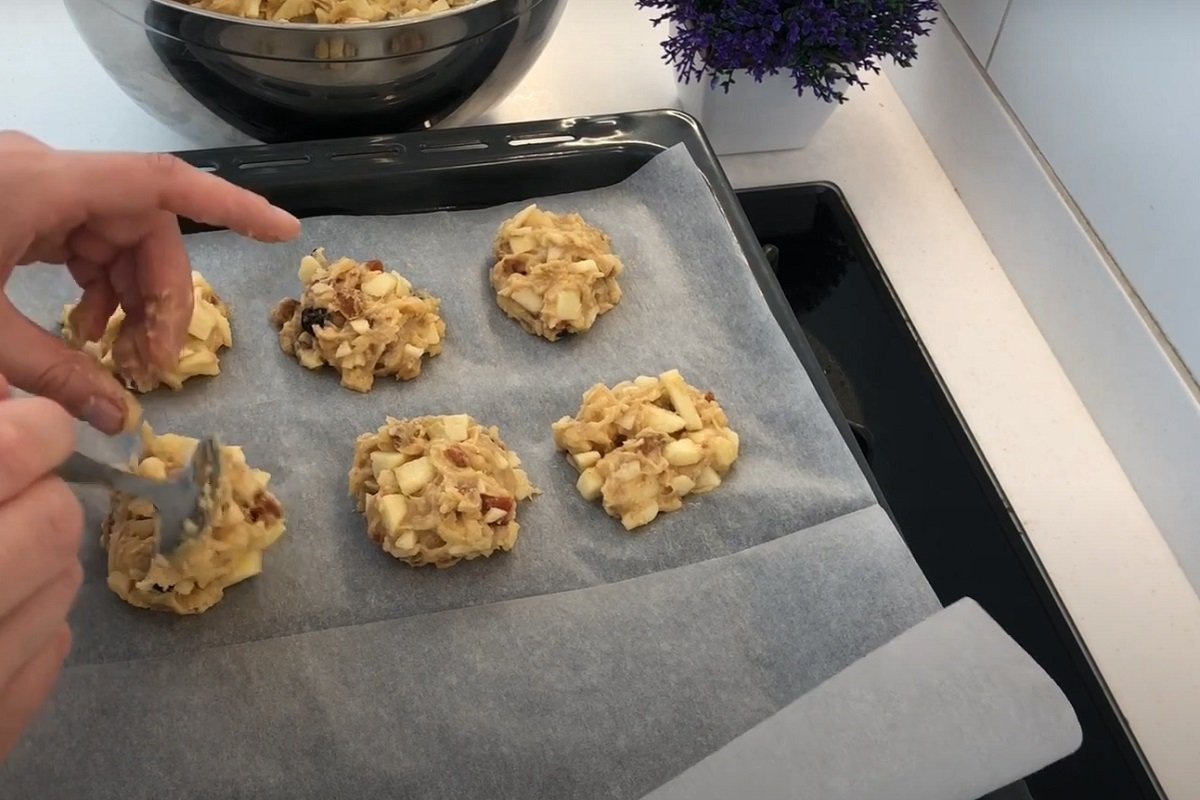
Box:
left=3, top=111, right=942, bottom=799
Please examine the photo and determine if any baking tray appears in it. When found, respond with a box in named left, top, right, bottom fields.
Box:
left=176, top=109, right=891, bottom=519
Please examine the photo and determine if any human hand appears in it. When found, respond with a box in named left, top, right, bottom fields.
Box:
left=0, top=131, right=301, bottom=433
left=0, top=374, right=83, bottom=762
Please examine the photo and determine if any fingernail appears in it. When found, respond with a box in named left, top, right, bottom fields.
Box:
left=273, top=206, right=301, bottom=228
left=84, top=396, right=126, bottom=434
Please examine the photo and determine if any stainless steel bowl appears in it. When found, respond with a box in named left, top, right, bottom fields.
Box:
left=65, top=0, right=566, bottom=143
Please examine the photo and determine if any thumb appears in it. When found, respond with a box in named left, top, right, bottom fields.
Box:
left=0, top=300, right=132, bottom=434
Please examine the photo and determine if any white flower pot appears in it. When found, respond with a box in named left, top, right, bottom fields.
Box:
left=677, top=71, right=840, bottom=156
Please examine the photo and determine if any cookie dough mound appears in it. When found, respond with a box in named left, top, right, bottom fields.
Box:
left=490, top=204, right=623, bottom=341
left=62, top=271, right=232, bottom=393
left=348, top=414, right=535, bottom=568
left=552, top=369, right=740, bottom=530
left=102, top=426, right=286, bottom=615
left=186, top=0, right=477, bottom=23
left=271, top=248, right=445, bottom=392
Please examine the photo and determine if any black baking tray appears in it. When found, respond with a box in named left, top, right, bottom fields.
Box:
left=172, top=110, right=1159, bottom=797
left=176, top=109, right=888, bottom=510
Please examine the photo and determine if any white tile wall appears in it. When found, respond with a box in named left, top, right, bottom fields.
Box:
left=938, top=0, right=1011, bottom=64
left=989, top=0, right=1200, bottom=380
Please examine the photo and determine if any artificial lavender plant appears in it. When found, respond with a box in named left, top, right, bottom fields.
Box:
left=637, top=0, right=939, bottom=102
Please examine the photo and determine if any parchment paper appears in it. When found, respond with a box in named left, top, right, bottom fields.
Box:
left=1, top=145, right=1079, bottom=798
left=642, top=597, right=1083, bottom=800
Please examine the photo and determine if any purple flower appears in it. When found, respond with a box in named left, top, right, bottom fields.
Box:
left=637, top=0, right=939, bottom=102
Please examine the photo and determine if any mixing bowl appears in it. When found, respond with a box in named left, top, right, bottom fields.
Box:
left=65, top=0, right=566, bottom=144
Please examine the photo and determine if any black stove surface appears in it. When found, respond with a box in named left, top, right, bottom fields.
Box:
left=735, top=185, right=1164, bottom=800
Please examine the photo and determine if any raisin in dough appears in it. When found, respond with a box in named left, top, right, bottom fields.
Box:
left=490, top=204, right=623, bottom=341
left=552, top=369, right=740, bottom=530
left=62, top=271, right=232, bottom=392
left=348, top=415, right=535, bottom=568
left=102, top=426, right=286, bottom=615
left=272, top=248, right=445, bottom=392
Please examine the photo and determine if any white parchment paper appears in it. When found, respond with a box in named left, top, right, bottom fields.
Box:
left=642, top=597, right=1083, bottom=800
left=1, top=145, right=1078, bottom=799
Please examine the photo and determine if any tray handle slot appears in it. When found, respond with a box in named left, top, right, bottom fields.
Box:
left=507, top=133, right=577, bottom=147
left=236, top=156, right=313, bottom=171
left=330, top=146, right=405, bottom=162
left=418, top=140, right=490, bottom=153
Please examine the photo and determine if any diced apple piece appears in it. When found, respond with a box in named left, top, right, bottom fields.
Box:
left=261, top=521, right=285, bottom=547
left=214, top=312, right=233, bottom=348
left=177, top=349, right=219, bottom=376
left=226, top=551, right=264, bottom=585
left=642, top=405, right=686, bottom=434
left=622, top=503, right=659, bottom=530
left=711, top=434, right=739, bottom=470
left=633, top=375, right=657, bottom=387
left=660, top=370, right=703, bottom=431
left=440, top=414, right=470, bottom=442
left=402, top=344, right=424, bottom=361
left=335, top=341, right=353, bottom=359
left=138, top=457, right=168, bottom=481
left=394, top=530, right=416, bottom=551
left=392, top=272, right=413, bottom=296
left=376, top=469, right=399, bottom=495
left=298, top=255, right=322, bottom=283
left=349, top=318, right=370, bottom=334
left=370, top=451, right=408, bottom=478
left=187, top=304, right=216, bottom=341
left=510, top=204, right=537, bottom=228
left=555, top=289, right=582, bottom=320
left=576, top=468, right=603, bottom=501
left=509, top=235, right=537, bottom=255
left=377, top=493, right=409, bottom=533
left=483, top=507, right=508, bottom=524
left=510, top=287, right=543, bottom=314
left=664, top=438, right=702, bottom=466
left=568, top=259, right=597, bottom=274
left=694, top=466, right=722, bottom=493
left=571, top=450, right=601, bottom=470
left=299, top=350, right=324, bottom=369
left=362, top=272, right=397, bottom=298
left=395, top=456, right=435, bottom=495
left=670, top=475, right=695, bottom=495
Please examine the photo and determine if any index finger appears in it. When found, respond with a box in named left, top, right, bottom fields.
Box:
left=52, top=151, right=301, bottom=243
left=0, top=398, right=76, bottom=504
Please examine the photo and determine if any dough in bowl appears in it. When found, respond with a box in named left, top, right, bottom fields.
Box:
left=62, top=271, right=232, bottom=392
left=272, top=248, right=445, bottom=392
left=102, top=426, right=286, bottom=615
left=348, top=415, right=535, bottom=568
left=552, top=370, right=740, bottom=530
left=183, top=0, right=478, bottom=23
left=490, top=204, right=623, bottom=341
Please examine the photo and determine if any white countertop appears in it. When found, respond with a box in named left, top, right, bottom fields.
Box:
left=5, top=1, right=1199, bottom=796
